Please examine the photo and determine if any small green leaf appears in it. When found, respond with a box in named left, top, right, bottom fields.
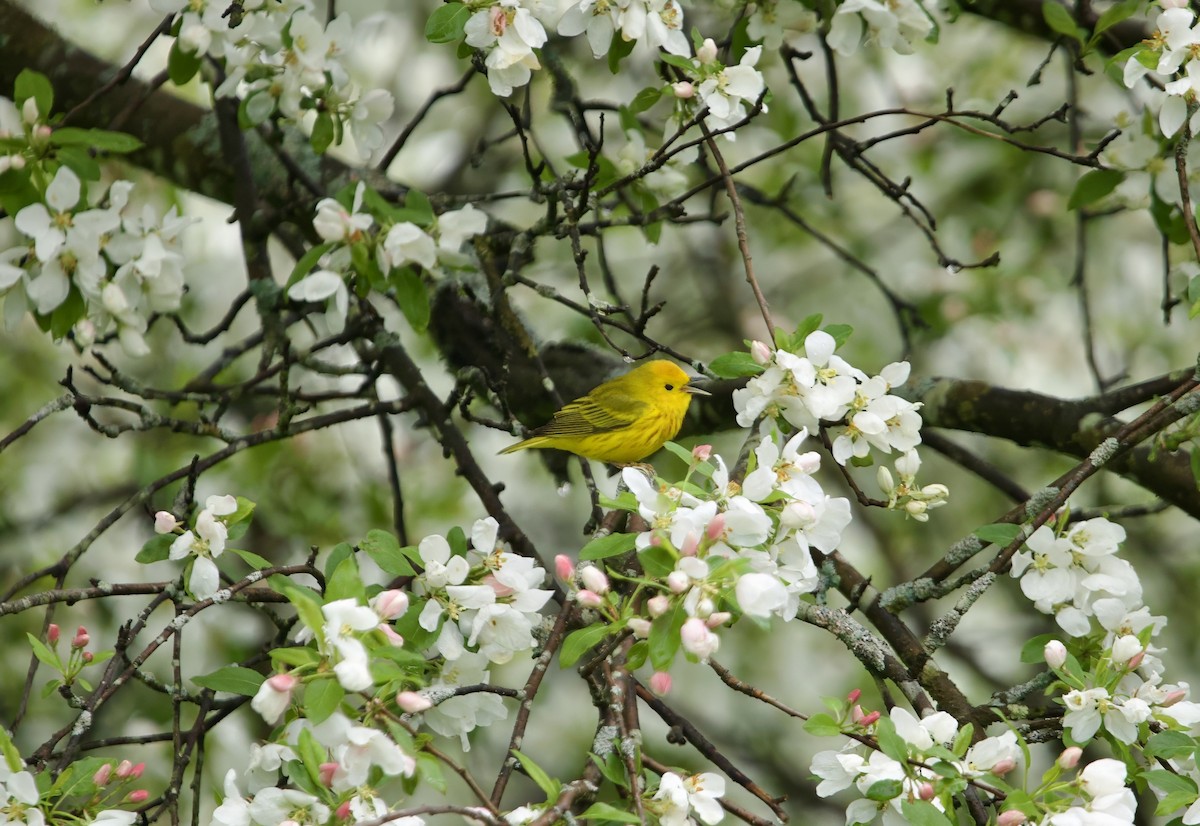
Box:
left=974, top=523, right=1024, bottom=546
left=708, top=351, right=764, bottom=378
left=1145, top=731, right=1198, bottom=761
left=802, top=713, right=843, bottom=737
left=325, top=554, right=365, bottom=603
left=49, top=128, right=142, bottom=153
left=191, top=665, right=265, bottom=696
left=560, top=623, right=612, bottom=668
left=823, top=323, right=854, bottom=348
left=629, top=86, right=663, bottom=114
left=404, top=189, right=435, bottom=226
left=900, top=799, right=955, bottom=826
left=1144, top=768, right=1198, bottom=797
left=578, top=802, right=641, bottom=824
left=638, top=545, right=674, bottom=578
left=392, top=267, right=431, bottom=332
left=311, top=111, right=335, bottom=155
left=287, top=242, right=335, bottom=288
left=1092, top=0, right=1140, bottom=37
left=864, top=778, right=905, bottom=801
left=511, top=749, right=561, bottom=799
left=580, top=532, right=636, bottom=561
left=303, top=677, right=344, bottom=723
left=417, top=752, right=446, bottom=792
left=362, top=530, right=417, bottom=576
left=14, top=69, right=53, bottom=118
left=270, top=577, right=327, bottom=647
left=608, top=32, right=636, bottom=73
left=649, top=602, right=685, bottom=670
left=1042, top=1, right=1085, bottom=43
left=136, top=533, right=175, bottom=564
left=425, top=3, right=470, bottom=44
left=167, top=41, right=202, bottom=86
left=26, top=634, right=60, bottom=669
left=1067, top=169, right=1124, bottom=210
left=271, top=647, right=321, bottom=668
left=296, top=727, right=325, bottom=784
left=56, top=146, right=100, bottom=181
left=226, top=547, right=272, bottom=569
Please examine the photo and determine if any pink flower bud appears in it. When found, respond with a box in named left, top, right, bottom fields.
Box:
left=647, top=595, right=670, bottom=617
left=154, top=511, right=179, bottom=534
left=697, top=38, right=718, bottom=64
left=1056, top=747, right=1082, bottom=769
left=319, top=761, right=339, bottom=787
left=750, top=340, right=772, bottom=365
left=667, top=571, right=689, bottom=593
left=378, top=624, right=405, bottom=645
left=1161, top=0, right=1188, bottom=8
left=1127, top=649, right=1145, bottom=669
left=555, top=554, right=574, bottom=581
left=336, top=801, right=352, bottom=819
left=706, top=612, right=731, bottom=628
left=72, top=626, right=89, bottom=649
left=671, top=81, right=695, bottom=99
left=47, top=624, right=60, bottom=645
left=850, top=704, right=866, bottom=724
left=397, top=691, right=433, bottom=713
left=997, top=811, right=1027, bottom=826
left=692, top=444, right=712, bottom=461
left=1110, top=634, right=1142, bottom=664
left=679, top=532, right=700, bottom=557
left=127, top=790, right=149, bottom=804
left=82, top=651, right=93, bottom=662
left=860, top=710, right=880, bottom=727
left=266, top=673, right=297, bottom=694
left=576, top=589, right=604, bottom=608
left=847, top=688, right=862, bottom=704
left=1044, top=640, right=1067, bottom=669
left=372, top=589, right=409, bottom=620
left=650, top=671, right=673, bottom=695
left=35, top=125, right=51, bottom=140
left=679, top=617, right=719, bottom=662
left=705, top=513, right=726, bottom=541
left=93, top=764, right=112, bottom=786
left=580, top=565, right=609, bottom=595
left=796, top=452, right=821, bottom=475
left=991, top=758, right=1017, bottom=776
left=115, top=760, right=134, bottom=779
left=130, top=762, right=145, bottom=779
left=780, top=501, right=815, bottom=530
left=628, top=618, right=651, bottom=638
left=917, top=782, right=935, bottom=801
left=1162, top=689, right=1188, bottom=707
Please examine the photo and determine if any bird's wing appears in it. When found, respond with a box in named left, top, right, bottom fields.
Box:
left=530, top=391, right=646, bottom=437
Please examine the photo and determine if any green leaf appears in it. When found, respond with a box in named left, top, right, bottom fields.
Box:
left=226, top=547, right=272, bottom=570
left=362, top=530, right=417, bottom=576
left=708, top=351, right=764, bottom=378
left=803, top=712, right=843, bottom=737
left=1145, top=768, right=1198, bottom=798
left=56, top=146, right=100, bottom=181
left=629, top=86, right=663, bottom=114
left=417, top=752, right=447, bottom=793
left=325, top=554, right=365, bottom=603
left=0, top=728, right=21, bottom=774
left=578, top=802, right=641, bottom=824
left=511, top=749, right=561, bottom=799
left=1145, top=731, right=1198, bottom=761
left=0, top=167, right=40, bottom=218
left=136, top=533, right=175, bottom=564
left=607, top=32, right=636, bottom=73
left=296, top=727, right=325, bottom=785
left=580, top=532, right=636, bottom=561
left=639, top=545, right=675, bottom=578
left=270, top=647, right=320, bottom=668
left=649, top=602, right=685, bottom=670
left=311, top=111, right=335, bottom=155
left=1092, top=0, right=1140, bottom=37
left=560, top=623, right=613, bottom=668
left=1042, top=1, right=1085, bottom=43
left=392, top=267, right=431, bottom=332
left=404, top=189, right=435, bottom=226
left=874, top=718, right=910, bottom=764
left=26, top=633, right=60, bottom=669
left=47, top=286, right=86, bottom=339
left=591, top=751, right=629, bottom=789
left=425, top=3, right=470, bottom=44
left=287, top=242, right=335, bottom=288
left=270, top=576, right=327, bottom=647
left=49, top=128, right=142, bottom=153
left=324, top=542, right=355, bottom=581
left=303, top=677, right=344, bottom=723
left=974, top=523, right=1023, bottom=546
left=900, top=800, right=955, bottom=826
left=1067, top=169, right=1124, bottom=210
left=864, top=778, right=904, bottom=801
left=192, top=665, right=265, bottom=696
left=14, top=69, right=53, bottom=118
left=625, top=640, right=648, bottom=670
left=823, top=323, right=854, bottom=348
left=167, top=40, right=202, bottom=86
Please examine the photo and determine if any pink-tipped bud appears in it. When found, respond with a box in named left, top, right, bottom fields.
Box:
left=991, top=758, right=1017, bottom=776
left=850, top=704, right=866, bottom=724
left=679, top=618, right=720, bottom=662
left=93, top=764, right=113, bottom=786
left=115, top=760, right=134, bottom=779
left=671, top=81, right=695, bottom=99
left=847, top=688, right=862, bottom=704
left=1127, top=649, right=1145, bottom=669
left=397, top=691, right=433, bottom=713
left=35, top=125, right=52, bottom=140
left=666, top=571, right=690, bottom=594
left=694, top=598, right=714, bottom=618
left=692, top=444, right=712, bottom=461
left=126, top=790, right=148, bottom=804
left=555, top=554, right=574, bottom=581
left=482, top=573, right=514, bottom=598
left=1056, top=747, right=1082, bottom=769
left=47, top=624, right=60, bottom=645
left=650, top=671, right=673, bottom=695
left=82, top=651, right=94, bottom=662
left=647, top=595, right=670, bottom=617
left=372, top=589, right=409, bottom=620
left=72, top=626, right=90, bottom=649
left=997, top=811, right=1027, bottom=826
left=1163, top=689, right=1188, bottom=707
left=336, top=800, right=353, bottom=819
left=1110, top=634, right=1142, bottom=665
left=130, top=762, right=145, bottom=779
left=750, top=340, right=772, bottom=365
left=319, top=761, right=339, bottom=787
left=378, top=624, right=404, bottom=645
left=1044, top=640, right=1067, bottom=669
left=697, top=38, right=718, bottom=64
left=1161, top=0, right=1188, bottom=8
left=628, top=618, right=652, bottom=638
left=580, top=566, right=609, bottom=595
left=917, top=782, right=935, bottom=801
left=154, top=511, right=180, bottom=534
left=679, top=532, right=700, bottom=557
left=576, top=589, right=604, bottom=608
left=860, top=710, right=881, bottom=727
left=706, top=611, right=731, bottom=628
left=705, top=513, right=727, bottom=542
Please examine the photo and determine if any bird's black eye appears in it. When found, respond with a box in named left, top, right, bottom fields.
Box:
left=665, top=384, right=674, bottom=391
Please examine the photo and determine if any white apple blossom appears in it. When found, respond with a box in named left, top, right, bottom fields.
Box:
left=697, top=46, right=766, bottom=136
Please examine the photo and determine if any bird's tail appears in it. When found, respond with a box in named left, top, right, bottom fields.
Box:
left=498, top=438, right=538, bottom=455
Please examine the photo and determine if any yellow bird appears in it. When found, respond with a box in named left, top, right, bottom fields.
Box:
left=500, top=360, right=710, bottom=465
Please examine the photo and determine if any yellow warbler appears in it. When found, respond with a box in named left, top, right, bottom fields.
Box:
left=500, top=360, right=709, bottom=465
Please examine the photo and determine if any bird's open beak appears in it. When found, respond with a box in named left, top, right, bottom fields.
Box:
left=684, top=382, right=711, bottom=396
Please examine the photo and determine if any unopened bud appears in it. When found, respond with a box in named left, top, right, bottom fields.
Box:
left=554, top=554, right=574, bottom=581
left=628, top=618, right=652, bottom=638
left=666, top=571, right=689, bottom=593
left=1128, top=649, right=1145, bottom=669
left=378, top=624, right=404, bottom=645
left=1044, top=640, right=1067, bottom=669
left=671, top=81, right=695, bottom=99
left=372, top=589, right=409, bottom=620
left=921, top=484, right=950, bottom=502
left=1056, top=747, right=1082, bottom=769
left=679, top=532, right=700, bottom=556
left=850, top=704, right=866, bottom=723
left=82, top=651, right=93, bottom=662
left=154, top=511, right=179, bottom=534
left=1162, top=689, right=1188, bottom=707
left=694, top=598, right=714, bottom=618
left=859, top=710, right=880, bottom=726
left=397, top=691, right=433, bottom=713
left=991, top=758, right=1017, bottom=776
left=72, top=626, right=89, bottom=649
left=93, top=764, right=112, bottom=786
left=649, top=671, right=673, bottom=695
left=127, top=790, right=149, bottom=804
left=750, top=340, right=772, bottom=364
left=47, top=624, right=60, bottom=645
left=21, top=98, right=38, bottom=125
left=705, top=513, right=726, bottom=541
left=691, top=444, right=712, bottom=461
left=647, top=595, right=670, bottom=617
left=917, top=782, right=935, bottom=801
left=847, top=688, right=862, bottom=704
left=576, top=589, right=604, bottom=608
left=706, top=611, right=731, bottom=628
left=997, top=811, right=1028, bottom=826
left=115, top=760, right=134, bottom=779
left=904, top=500, right=929, bottom=520
left=697, top=38, right=718, bottom=64
left=129, top=762, right=145, bottom=779
left=319, top=761, right=338, bottom=787
left=336, top=800, right=352, bottom=819
left=877, top=466, right=894, bottom=495
left=580, top=565, right=609, bottom=595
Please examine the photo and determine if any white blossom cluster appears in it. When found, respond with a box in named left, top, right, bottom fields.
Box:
left=0, top=162, right=193, bottom=357
left=155, top=494, right=240, bottom=599
left=1018, top=518, right=1200, bottom=758
left=287, top=182, right=487, bottom=332
left=811, top=706, right=1021, bottom=826
left=825, top=0, right=934, bottom=57
left=666, top=38, right=767, bottom=138
left=1123, top=1, right=1200, bottom=139
left=149, top=0, right=394, bottom=158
